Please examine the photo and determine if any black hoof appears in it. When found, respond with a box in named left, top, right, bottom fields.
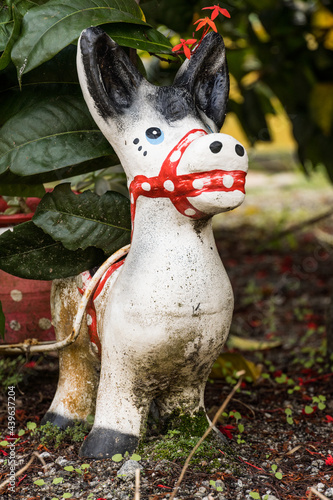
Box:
left=41, top=412, right=77, bottom=430
left=79, top=427, right=139, bottom=458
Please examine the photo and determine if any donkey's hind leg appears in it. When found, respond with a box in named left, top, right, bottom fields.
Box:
left=42, top=277, right=99, bottom=429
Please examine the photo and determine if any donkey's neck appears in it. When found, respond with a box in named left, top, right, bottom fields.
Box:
left=130, top=197, right=215, bottom=252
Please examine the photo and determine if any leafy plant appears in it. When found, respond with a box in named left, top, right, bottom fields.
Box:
left=271, top=463, right=283, bottom=480
left=249, top=492, right=269, bottom=500
left=209, top=479, right=224, bottom=492
left=0, top=355, right=25, bottom=389
left=0, top=0, right=173, bottom=283
left=285, top=407, right=294, bottom=425
left=37, top=420, right=90, bottom=448
left=112, top=452, right=141, bottom=462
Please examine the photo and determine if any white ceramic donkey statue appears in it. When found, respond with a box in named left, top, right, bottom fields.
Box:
left=42, top=27, right=248, bottom=458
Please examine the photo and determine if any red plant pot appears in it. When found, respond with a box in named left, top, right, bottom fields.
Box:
left=0, top=197, right=55, bottom=344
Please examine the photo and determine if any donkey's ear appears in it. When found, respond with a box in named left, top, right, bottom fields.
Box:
left=77, top=27, right=143, bottom=124
left=174, top=32, right=229, bottom=132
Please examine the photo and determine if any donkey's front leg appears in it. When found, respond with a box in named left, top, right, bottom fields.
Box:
left=79, top=353, right=150, bottom=458
left=42, top=277, right=99, bottom=429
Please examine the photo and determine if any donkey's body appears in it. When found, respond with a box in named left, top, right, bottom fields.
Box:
left=43, top=28, right=248, bottom=458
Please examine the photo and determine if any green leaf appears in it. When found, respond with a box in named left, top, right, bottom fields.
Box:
left=0, top=93, right=118, bottom=184
left=64, top=466, right=74, bottom=472
left=52, top=477, right=63, bottom=484
left=275, top=472, right=283, bottom=480
left=0, top=1, right=15, bottom=52
left=271, top=464, right=277, bottom=472
left=0, top=45, right=79, bottom=126
left=249, top=493, right=260, bottom=500
left=80, top=464, right=90, bottom=469
left=34, top=479, right=45, bottom=486
left=0, top=179, right=45, bottom=197
left=0, top=300, right=5, bottom=340
left=33, top=184, right=131, bottom=255
left=0, top=440, right=9, bottom=447
left=130, top=453, right=141, bottom=461
left=86, top=414, right=94, bottom=425
left=0, top=4, right=22, bottom=71
left=62, top=494, right=72, bottom=499
left=18, top=429, right=25, bottom=436
left=11, top=0, right=147, bottom=76
left=103, top=24, right=172, bottom=53
left=304, top=406, right=314, bottom=414
left=26, top=421, right=37, bottom=430
left=0, top=221, right=106, bottom=280
left=112, top=453, right=123, bottom=462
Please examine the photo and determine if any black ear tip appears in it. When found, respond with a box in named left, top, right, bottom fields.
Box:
left=80, top=26, right=116, bottom=49
left=197, top=31, right=225, bottom=50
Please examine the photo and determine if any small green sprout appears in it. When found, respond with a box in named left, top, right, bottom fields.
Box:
left=52, top=477, right=63, bottom=485
left=271, top=464, right=283, bottom=479
left=33, top=479, right=45, bottom=486
left=209, top=479, right=223, bottom=492
left=112, top=452, right=141, bottom=462
left=285, top=407, right=294, bottom=425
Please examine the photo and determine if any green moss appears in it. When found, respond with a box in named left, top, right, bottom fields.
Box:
left=139, top=410, right=227, bottom=471
left=141, top=430, right=220, bottom=467
left=36, top=421, right=90, bottom=449
left=163, top=408, right=210, bottom=437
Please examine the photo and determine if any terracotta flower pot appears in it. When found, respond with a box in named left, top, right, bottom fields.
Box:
left=0, top=197, right=55, bottom=344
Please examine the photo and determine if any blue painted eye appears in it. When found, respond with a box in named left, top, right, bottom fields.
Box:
left=145, top=127, right=164, bottom=145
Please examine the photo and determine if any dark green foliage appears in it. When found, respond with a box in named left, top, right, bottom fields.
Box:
left=0, top=221, right=107, bottom=279
left=0, top=355, right=25, bottom=389
left=163, top=408, right=210, bottom=437
left=33, top=184, right=131, bottom=254
left=37, top=421, right=90, bottom=448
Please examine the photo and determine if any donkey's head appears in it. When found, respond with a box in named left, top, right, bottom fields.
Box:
left=77, top=27, right=248, bottom=219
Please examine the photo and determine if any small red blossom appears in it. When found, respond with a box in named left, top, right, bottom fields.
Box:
left=194, top=17, right=218, bottom=33
left=157, top=485, right=172, bottom=489
left=202, top=5, right=231, bottom=20
left=325, top=455, right=333, bottom=466
left=326, top=415, right=333, bottom=423
left=172, top=38, right=197, bottom=59
left=0, top=450, right=8, bottom=456
left=24, top=361, right=36, bottom=369
left=219, top=424, right=235, bottom=439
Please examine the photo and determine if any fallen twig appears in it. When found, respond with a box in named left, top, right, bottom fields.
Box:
left=134, top=468, right=140, bottom=500
left=308, top=486, right=330, bottom=500
left=0, top=451, right=46, bottom=490
left=169, top=370, right=245, bottom=500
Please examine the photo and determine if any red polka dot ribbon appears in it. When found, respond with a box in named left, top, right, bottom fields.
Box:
left=129, top=129, right=247, bottom=223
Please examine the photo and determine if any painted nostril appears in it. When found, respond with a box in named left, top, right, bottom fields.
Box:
left=235, top=144, right=245, bottom=156
left=209, top=141, right=223, bottom=154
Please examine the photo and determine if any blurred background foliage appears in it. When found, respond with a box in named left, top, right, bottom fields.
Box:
left=142, top=0, right=333, bottom=182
